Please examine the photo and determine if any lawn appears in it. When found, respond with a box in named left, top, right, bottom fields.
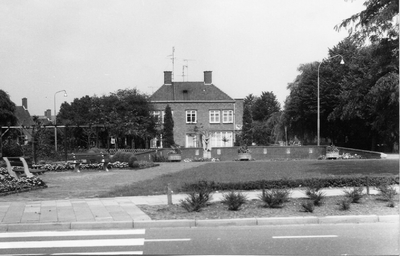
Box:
left=101, top=159, right=399, bottom=197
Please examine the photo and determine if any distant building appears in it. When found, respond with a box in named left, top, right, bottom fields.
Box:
left=13, top=98, right=35, bottom=144
left=149, top=71, right=243, bottom=149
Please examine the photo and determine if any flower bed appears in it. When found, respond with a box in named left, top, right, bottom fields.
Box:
left=30, top=161, right=157, bottom=172
left=0, top=167, right=47, bottom=195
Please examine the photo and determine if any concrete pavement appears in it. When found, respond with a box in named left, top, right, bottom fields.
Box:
left=0, top=186, right=398, bottom=232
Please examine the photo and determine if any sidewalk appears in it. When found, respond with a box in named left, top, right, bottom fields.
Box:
left=0, top=186, right=398, bottom=232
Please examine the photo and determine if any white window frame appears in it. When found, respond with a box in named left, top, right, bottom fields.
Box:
left=209, top=110, right=221, bottom=123
left=186, top=110, right=197, bottom=123
left=222, top=110, right=233, bottom=123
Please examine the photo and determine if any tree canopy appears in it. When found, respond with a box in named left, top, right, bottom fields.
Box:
left=58, top=88, right=156, bottom=149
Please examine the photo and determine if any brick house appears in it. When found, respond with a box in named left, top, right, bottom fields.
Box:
left=149, top=71, right=243, bottom=149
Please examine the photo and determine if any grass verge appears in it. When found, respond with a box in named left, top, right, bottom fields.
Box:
left=101, top=159, right=399, bottom=197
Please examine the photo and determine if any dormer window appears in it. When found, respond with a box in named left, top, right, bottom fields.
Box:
left=183, top=90, right=189, bottom=100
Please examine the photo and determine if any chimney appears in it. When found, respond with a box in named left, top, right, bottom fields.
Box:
left=204, top=71, right=212, bottom=85
left=45, top=109, right=52, bottom=119
left=164, top=71, right=172, bottom=85
left=22, top=98, right=28, bottom=110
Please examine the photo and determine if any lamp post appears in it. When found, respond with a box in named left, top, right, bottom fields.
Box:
left=54, top=90, right=67, bottom=152
left=317, top=55, right=344, bottom=146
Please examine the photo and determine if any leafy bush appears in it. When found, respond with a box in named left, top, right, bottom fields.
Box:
left=259, top=189, right=290, bottom=208
left=301, top=201, right=315, bottom=213
left=339, top=199, right=351, bottom=211
left=377, top=183, right=398, bottom=201
left=377, top=183, right=398, bottom=207
left=344, top=187, right=364, bottom=203
left=221, top=191, right=248, bottom=211
left=306, top=189, right=326, bottom=206
left=180, top=185, right=213, bottom=212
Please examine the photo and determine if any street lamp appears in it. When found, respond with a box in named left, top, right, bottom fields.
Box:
left=317, top=55, right=344, bottom=146
left=54, top=90, right=67, bottom=152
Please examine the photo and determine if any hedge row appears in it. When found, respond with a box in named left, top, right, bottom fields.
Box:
left=180, top=176, right=399, bottom=192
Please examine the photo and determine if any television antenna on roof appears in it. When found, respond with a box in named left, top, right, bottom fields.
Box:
left=167, top=47, right=176, bottom=81
left=182, top=59, right=195, bottom=81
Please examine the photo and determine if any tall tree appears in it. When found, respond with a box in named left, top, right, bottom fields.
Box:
left=163, top=104, right=175, bottom=148
left=241, top=95, right=254, bottom=145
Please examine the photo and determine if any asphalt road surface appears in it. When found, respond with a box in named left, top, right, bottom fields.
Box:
left=0, top=223, right=398, bottom=255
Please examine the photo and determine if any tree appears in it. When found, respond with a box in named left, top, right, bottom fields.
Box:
left=58, top=88, right=156, bottom=149
left=0, top=90, right=18, bottom=157
left=252, top=91, right=281, bottom=121
left=0, top=90, right=17, bottom=126
left=241, top=95, right=254, bottom=145
left=284, top=62, right=320, bottom=143
left=163, top=104, right=175, bottom=148
left=336, top=0, right=399, bottom=44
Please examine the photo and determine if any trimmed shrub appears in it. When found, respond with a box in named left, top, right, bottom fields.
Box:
left=128, top=155, right=138, bottom=167
left=259, top=189, right=291, bottom=208
left=122, top=152, right=132, bottom=163
left=111, top=152, right=123, bottom=163
left=180, top=185, right=213, bottom=212
left=344, top=187, right=364, bottom=203
left=221, top=191, right=248, bottom=211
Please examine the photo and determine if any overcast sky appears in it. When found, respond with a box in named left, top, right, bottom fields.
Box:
left=0, top=0, right=365, bottom=116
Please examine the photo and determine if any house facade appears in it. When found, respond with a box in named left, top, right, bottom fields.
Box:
left=149, top=71, right=243, bottom=149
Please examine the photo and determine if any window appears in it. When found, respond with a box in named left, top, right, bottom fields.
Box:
left=222, top=110, right=233, bottom=123
left=210, top=131, right=233, bottom=147
left=186, top=133, right=199, bottom=147
left=151, top=110, right=168, bottom=123
left=186, top=110, right=197, bottom=123
left=151, top=111, right=161, bottom=123
left=209, top=110, right=220, bottom=123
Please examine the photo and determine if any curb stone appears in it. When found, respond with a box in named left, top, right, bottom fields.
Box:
left=0, top=215, right=398, bottom=232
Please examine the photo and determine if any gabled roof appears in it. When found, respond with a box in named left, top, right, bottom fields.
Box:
left=149, top=82, right=234, bottom=102
left=14, top=106, right=35, bottom=127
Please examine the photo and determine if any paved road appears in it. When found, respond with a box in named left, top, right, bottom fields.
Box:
left=1, top=223, right=398, bottom=255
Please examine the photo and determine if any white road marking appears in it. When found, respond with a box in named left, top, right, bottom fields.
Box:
left=0, top=229, right=145, bottom=238
left=52, top=251, right=143, bottom=255
left=8, top=252, right=142, bottom=256
left=273, top=235, right=338, bottom=239
left=145, top=238, right=191, bottom=242
left=0, top=238, right=144, bottom=249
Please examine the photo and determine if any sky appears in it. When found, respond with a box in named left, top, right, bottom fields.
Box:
left=0, top=0, right=366, bottom=116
